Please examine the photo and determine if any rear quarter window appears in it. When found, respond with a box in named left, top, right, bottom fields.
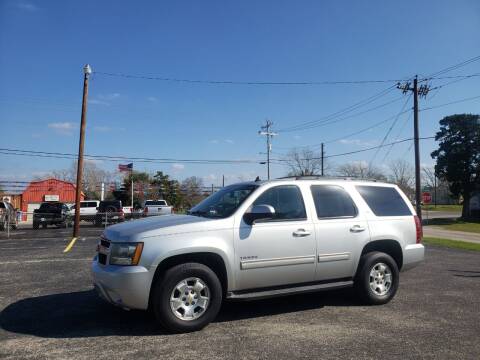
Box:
left=356, top=185, right=412, bottom=216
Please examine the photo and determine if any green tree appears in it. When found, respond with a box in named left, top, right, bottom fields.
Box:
left=114, top=171, right=152, bottom=207
left=431, top=114, right=480, bottom=219
left=151, top=171, right=183, bottom=209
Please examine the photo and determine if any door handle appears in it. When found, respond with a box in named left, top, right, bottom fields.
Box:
left=293, top=229, right=311, bottom=237
left=350, top=225, right=366, bottom=233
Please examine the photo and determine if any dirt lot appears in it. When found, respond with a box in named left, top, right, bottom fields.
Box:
left=0, top=227, right=479, bottom=359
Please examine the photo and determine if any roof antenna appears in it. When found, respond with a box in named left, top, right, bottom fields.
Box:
left=254, top=176, right=260, bottom=182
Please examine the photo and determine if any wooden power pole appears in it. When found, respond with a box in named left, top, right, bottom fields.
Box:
left=72, top=64, right=92, bottom=239
left=397, top=75, right=429, bottom=220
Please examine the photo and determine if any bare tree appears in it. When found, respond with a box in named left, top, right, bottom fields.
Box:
left=181, top=176, right=206, bottom=209
left=337, top=161, right=387, bottom=181
left=422, top=166, right=456, bottom=205
left=285, top=148, right=327, bottom=176
left=388, top=159, right=414, bottom=199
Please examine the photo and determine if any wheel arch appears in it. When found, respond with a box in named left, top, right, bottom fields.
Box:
left=149, top=251, right=229, bottom=309
left=359, top=239, right=403, bottom=271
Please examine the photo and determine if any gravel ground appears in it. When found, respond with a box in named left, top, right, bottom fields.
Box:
left=0, top=227, right=479, bottom=359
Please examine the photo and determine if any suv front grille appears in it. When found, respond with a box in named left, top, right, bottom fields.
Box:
left=98, top=253, right=107, bottom=265
left=100, top=239, right=110, bottom=248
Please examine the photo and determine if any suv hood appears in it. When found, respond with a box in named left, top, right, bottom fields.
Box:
left=103, top=214, right=226, bottom=242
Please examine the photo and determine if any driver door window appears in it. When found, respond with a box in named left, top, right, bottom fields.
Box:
left=251, top=185, right=306, bottom=221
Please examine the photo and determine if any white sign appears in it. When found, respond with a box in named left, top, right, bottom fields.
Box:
left=44, top=194, right=60, bottom=202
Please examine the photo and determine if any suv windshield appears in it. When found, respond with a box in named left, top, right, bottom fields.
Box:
left=39, top=203, right=63, bottom=210
left=189, top=184, right=258, bottom=219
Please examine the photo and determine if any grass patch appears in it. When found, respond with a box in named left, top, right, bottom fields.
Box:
left=422, top=204, right=462, bottom=211
left=424, top=218, right=480, bottom=234
left=423, top=237, right=480, bottom=251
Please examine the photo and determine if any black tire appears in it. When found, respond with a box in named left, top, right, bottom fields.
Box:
left=354, top=251, right=399, bottom=305
left=41, top=223, right=47, bottom=229
left=151, top=263, right=223, bottom=333
left=33, top=222, right=39, bottom=230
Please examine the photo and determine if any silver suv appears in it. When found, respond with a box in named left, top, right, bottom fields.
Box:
left=92, top=178, right=424, bottom=332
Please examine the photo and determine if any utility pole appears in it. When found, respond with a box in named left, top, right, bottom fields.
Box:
left=222, top=175, right=225, bottom=187
left=397, top=75, right=429, bottom=220
left=131, top=179, right=134, bottom=209
left=321, top=143, right=325, bottom=176
left=258, top=119, right=278, bottom=180
left=72, top=64, right=92, bottom=240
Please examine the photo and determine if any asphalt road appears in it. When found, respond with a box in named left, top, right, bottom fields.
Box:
left=0, top=227, right=479, bottom=359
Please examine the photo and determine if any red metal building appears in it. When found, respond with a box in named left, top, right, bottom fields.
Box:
left=21, top=178, right=84, bottom=214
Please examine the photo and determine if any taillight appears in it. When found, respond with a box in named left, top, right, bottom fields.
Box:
left=143, top=207, right=148, bottom=213
left=414, top=215, right=423, bottom=243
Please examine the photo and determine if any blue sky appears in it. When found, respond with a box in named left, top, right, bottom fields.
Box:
left=1, top=0, right=479, bottom=186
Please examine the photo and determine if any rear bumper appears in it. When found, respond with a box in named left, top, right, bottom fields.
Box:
left=91, top=258, right=154, bottom=310
left=402, top=243, right=425, bottom=271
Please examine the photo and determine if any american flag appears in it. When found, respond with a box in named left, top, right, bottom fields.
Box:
left=118, top=163, right=133, bottom=172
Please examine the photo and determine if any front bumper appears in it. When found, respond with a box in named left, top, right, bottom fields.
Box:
left=91, top=258, right=154, bottom=310
left=402, top=244, right=425, bottom=271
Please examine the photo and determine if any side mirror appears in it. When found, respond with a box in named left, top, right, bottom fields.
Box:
left=243, top=204, right=275, bottom=225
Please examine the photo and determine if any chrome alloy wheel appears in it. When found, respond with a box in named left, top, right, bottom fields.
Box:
left=369, top=262, right=393, bottom=296
left=170, top=277, right=210, bottom=321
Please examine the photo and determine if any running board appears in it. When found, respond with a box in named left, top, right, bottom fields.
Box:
left=227, top=280, right=353, bottom=301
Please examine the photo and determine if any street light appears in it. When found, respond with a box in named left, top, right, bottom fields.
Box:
left=83, top=64, right=92, bottom=75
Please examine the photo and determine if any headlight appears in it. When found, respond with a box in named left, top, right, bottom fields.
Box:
left=110, top=242, right=144, bottom=266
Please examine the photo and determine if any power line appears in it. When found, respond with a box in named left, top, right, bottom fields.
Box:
left=94, top=71, right=408, bottom=86
left=277, top=85, right=398, bottom=133
left=0, top=148, right=264, bottom=165
left=369, top=93, right=412, bottom=165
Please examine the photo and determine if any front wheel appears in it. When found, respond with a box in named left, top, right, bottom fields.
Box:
left=354, top=252, right=399, bottom=305
left=151, top=263, right=223, bottom=333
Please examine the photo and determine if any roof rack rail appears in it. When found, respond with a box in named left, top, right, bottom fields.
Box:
left=275, top=175, right=379, bottom=182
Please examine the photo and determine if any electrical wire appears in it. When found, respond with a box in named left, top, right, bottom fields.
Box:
left=94, top=71, right=408, bottom=86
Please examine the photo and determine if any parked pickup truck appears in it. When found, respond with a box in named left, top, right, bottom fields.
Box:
left=33, top=202, right=72, bottom=229
left=92, top=177, right=424, bottom=333
left=143, top=200, right=173, bottom=216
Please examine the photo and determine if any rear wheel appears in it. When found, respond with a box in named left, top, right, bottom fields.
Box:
left=355, top=251, right=399, bottom=305
left=151, top=263, right=223, bottom=333
left=41, top=223, right=47, bottom=229
left=33, top=221, right=39, bottom=229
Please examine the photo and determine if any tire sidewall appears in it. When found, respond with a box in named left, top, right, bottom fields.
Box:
left=153, top=263, right=223, bottom=333
left=356, top=252, right=399, bottom=305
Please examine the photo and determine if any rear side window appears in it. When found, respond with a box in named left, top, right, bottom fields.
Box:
left=252, top=185, right=306, bottom=221
left=311, top=185, right=357, bottom=218
left=145, top=200, right=167, bottom=206
left=356, top=186, right=412, bottom=216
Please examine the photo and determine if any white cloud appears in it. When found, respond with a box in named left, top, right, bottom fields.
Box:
left=209, top=139, right=235, bottom=144
left=89, top=99, right=110, bottom=106
left=16, top=2, right=38, bottom=12
left=48, top=122, right=76, bottom=135
left=147, top=96, right=158, bottom=103
left=338, top=139, right=376, bottom=147
left=90, top=93, right=121, bottom=106
left=171, top=163, right=185, bottom=173
left=93, top=126, right=111, bottom=132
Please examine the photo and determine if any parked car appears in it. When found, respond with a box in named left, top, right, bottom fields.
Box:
left=70, top=200, right=100, bottom=222
left=33, top=202, right=72, bottom=229
left=92, top=177, right=424, bottom=333
left=95, top=200, right=124, bottom=226
left=0, top=200, right=17, bottom=231
left=143, top=199, right=173, bottom=216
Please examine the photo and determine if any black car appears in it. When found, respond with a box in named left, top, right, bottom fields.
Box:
left=95, top=200, right=125, bottom=226
left=33, top=202, right=72, bottom=229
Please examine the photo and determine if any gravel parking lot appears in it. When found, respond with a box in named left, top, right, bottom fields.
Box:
left=0, top=227, right=479, bottom=359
